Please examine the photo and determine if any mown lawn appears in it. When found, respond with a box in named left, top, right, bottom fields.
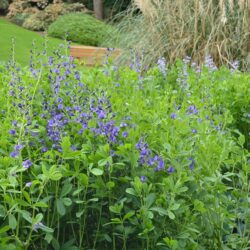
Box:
left=0, top=18, right=64, bottom=66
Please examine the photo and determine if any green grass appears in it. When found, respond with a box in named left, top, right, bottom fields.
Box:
left=0, top=18, right=64, bottom=66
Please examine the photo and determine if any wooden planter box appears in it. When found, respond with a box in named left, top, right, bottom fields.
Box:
left=70, top=45, right=121, bottom=66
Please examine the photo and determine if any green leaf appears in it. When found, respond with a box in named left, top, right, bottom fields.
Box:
left=73, top=188, right=84, bottom=196
left=76, top=211, right=84, bottom=218
left=104, top=234, right=112, bottom=242
left=62, top=198, right=72, bottom=207
left=33, top=202, right=48, bottom=208
left=61, top=136, right=71, bottom=154
left=50, top=172, right=62, bottom=181
left=178, top=186, right=188, bottom=193
left=145, top=210, right=154, bottom=219
left=78, top=173, right=88, bottom=186
left=134, top=176, right=142, bottom=194
left=45, top=233, right=53, bottom=244
left=39, top=224, right=54, bottom=233
left=52, top=238, right=60, bottom=250
left=20, top=210, right=32, bottom=223
left=0, top=225, right=10, bottom=234
left=42, top=164, right=49, bottom=175
left=30, top=129, right=40, bottom=133
left=150, top=207, right=168, bottom=216
left=194, top=199, right=206, bottom=213
left=98, top=156, right=112, bottom=167
left=98, top=158, right=108, bottom=167
left=123, top=211, right=135, bottom=221
left=90, top=168, right=103, bottom=176
left=238, top=134, right=245, bottom=146
left=34, top=213, right=43, bottom=224
left=125, top=188, right=137, bottom=196
left=145, top=193, right=156, bottom=208
left=22, top=191, right=31, bottom=204
left=8, top=214, right=17, bottom=230
left=87, top=198, right=99, bottom=203
left=56, top=199, right=66, bottom=216
left=49, top=165, right=62, bottom=181
left=111, top=218, right=122, bottom=223
left=167, top=210, right=175, bottom=220
left=0, top=205, right=6, bottom=217
left=170, top=203, right=180, bottom=211
left=106, top=181, right=115, bottom=189
left=60, top=183, right=72, bottom=197
left=15, top=199, right=30, bottom=207
left=109, top=204, right=122, bottom=214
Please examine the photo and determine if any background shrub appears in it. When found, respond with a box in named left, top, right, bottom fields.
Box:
left=48, top=13, right=115, bottom=46
left=10, top=13, right=31, bottom=26
left=0, top=0, right=9, bottom=14
left=22, top=2, right=88, bottom=31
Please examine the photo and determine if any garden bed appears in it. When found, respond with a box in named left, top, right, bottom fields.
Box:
left=0, top=47, right=249, bottom=249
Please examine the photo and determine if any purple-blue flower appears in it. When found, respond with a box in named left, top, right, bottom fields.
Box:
left=120, top=122, right=127, bottom=128
left=154, top=157, right=165, bottom=171
left=167, top=166, right=175, bottom=173
left=122, top=131, right=128, bottom=138
left=58, top=104, right=64, bottom=110
left=186, top=105, right=199, bottom=115
left=9, top=129, right=16, bottom=135
left=148, top=157, right=156, bottom=166
left=157, top=57, right=167, bottom=76
left=12, top=120, right=17, bottom=127
left=33, top=222, right=45, bottom=232
left=10, top=151, right=19, bottom=158
left=98, top=110, right=106, bottom=119
left=25, top=182, right=32, bottom=187
left=22, top=160, right=32, bottom=169
left=42, top=147, right=48, bottom=153
left=48, top=57, right=53, bottom=66
left=14, top=144, right=23, bottom=151
left=170, top=113, right=177, bottom=119
left=188, top=157, right=195, bottom=170
left=140, top=175, right=147, bottom=182
left=204, top=55, right=217, bottom=71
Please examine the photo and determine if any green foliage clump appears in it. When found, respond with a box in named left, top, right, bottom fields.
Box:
left=11, top=13, right=31, bottom=26
left=0, top=0, right=9, bottom=13
left=0, top=46, right=249, bottom=249
left=48, top=13, right=114, bottom=46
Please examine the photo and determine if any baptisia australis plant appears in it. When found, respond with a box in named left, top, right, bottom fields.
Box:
left=2, top=43, right=136, bottom=249
left=0, top=45, right=249, bottom=250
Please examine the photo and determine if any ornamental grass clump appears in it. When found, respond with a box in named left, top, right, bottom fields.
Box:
left=109, top=0, right=250, bottom=71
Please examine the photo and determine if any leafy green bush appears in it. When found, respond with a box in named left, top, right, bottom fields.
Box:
left=0, top=48, right=249, bottom=249
left=48, top=13, right=114, bottom=46
left=0, top=0, right=9, bottom=13
left=11, top=13, right=31, bottom=26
